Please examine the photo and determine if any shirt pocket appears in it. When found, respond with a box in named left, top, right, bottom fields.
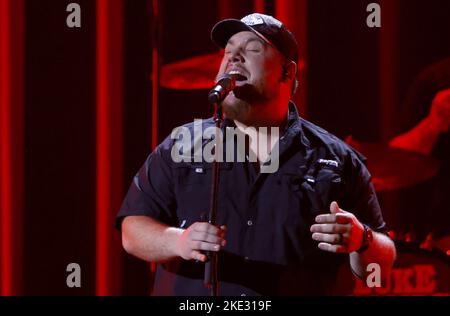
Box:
left=172, top=162, right=232, bottom=226
left=282, top=164, right=344, bottom=217
left=279, top=168, right=310, bottom=225
left=306, top=165, right=344, bottom=214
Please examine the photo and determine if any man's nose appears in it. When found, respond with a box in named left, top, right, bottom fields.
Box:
left=228, top=50, right=244, bottom=63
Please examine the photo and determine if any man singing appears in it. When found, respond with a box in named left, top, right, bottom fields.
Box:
left=117, top=13, right=396, bottom=295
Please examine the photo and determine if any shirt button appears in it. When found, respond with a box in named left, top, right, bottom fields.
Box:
left=247, top=220, right=253, bottom=226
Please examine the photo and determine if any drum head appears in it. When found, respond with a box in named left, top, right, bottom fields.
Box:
left=352, top=242, right=450, bottom=296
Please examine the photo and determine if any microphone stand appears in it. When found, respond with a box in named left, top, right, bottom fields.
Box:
left=204, top=101, right=223, bottom=296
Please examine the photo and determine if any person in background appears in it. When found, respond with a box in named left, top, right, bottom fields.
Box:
left=117, top=13, right=396, bottom=295
left=390, top=58, right=450, bottom=242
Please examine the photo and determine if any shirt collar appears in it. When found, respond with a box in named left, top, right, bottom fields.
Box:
left=285, top=101, right=310, bottom=148
left=222, top=101, right=310, bottom=148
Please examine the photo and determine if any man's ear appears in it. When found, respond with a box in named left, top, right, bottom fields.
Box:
left=282, top=61, right=297, bottom=81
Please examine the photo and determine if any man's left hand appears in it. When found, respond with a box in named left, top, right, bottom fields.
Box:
left=310, top=201, right=364, bottom=253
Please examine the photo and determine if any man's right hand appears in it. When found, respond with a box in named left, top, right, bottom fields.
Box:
left=175, top=222, right=227, bottom=262
left=428, top=88, right=450, bottom=132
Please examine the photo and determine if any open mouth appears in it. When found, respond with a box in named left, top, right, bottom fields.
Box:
left=228, top=70, right=248, bottom=82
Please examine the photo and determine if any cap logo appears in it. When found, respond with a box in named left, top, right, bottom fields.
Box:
left=242, top=15, right=264, bottom=26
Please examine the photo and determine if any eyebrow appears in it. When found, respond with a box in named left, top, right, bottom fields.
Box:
left=226, top=37, right=266, bottom=48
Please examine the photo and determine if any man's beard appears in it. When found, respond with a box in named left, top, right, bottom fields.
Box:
left=222, top=84, right=267, bottom=121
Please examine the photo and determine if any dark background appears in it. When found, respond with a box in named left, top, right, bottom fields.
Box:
left=1, top=0, right=450, bottom=295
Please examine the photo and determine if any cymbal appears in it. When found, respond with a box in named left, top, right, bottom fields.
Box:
left=160, top=51, right=222, bottom=90
left=160, top=51, right=306, bottom=90
left=346, top=138, right=440, bottom=192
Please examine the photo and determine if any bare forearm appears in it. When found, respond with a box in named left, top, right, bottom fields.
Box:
left=121, top=216, right=183, bottom=263
left=389, top=117, right=441, bottom=155
left=349, top=232, right=396, bottom=280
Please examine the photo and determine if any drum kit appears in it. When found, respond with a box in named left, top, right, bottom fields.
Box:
left=161, top=54, right=449, bottom=295
left=346, top=137, right=450, bottom=295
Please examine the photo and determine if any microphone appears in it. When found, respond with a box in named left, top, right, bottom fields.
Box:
left=208, top=74, right=237, bottom=105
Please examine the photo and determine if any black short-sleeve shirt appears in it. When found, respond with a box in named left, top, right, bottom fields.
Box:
left=117, top=102, right=386, bottom=295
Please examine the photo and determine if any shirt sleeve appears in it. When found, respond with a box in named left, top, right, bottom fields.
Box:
left=344, top=150, right=387, bottom=234
left=116, top=136, right=177, bottom=230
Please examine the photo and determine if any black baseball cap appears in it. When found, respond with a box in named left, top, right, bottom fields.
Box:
left=211, top=13, right=299, bottom=62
